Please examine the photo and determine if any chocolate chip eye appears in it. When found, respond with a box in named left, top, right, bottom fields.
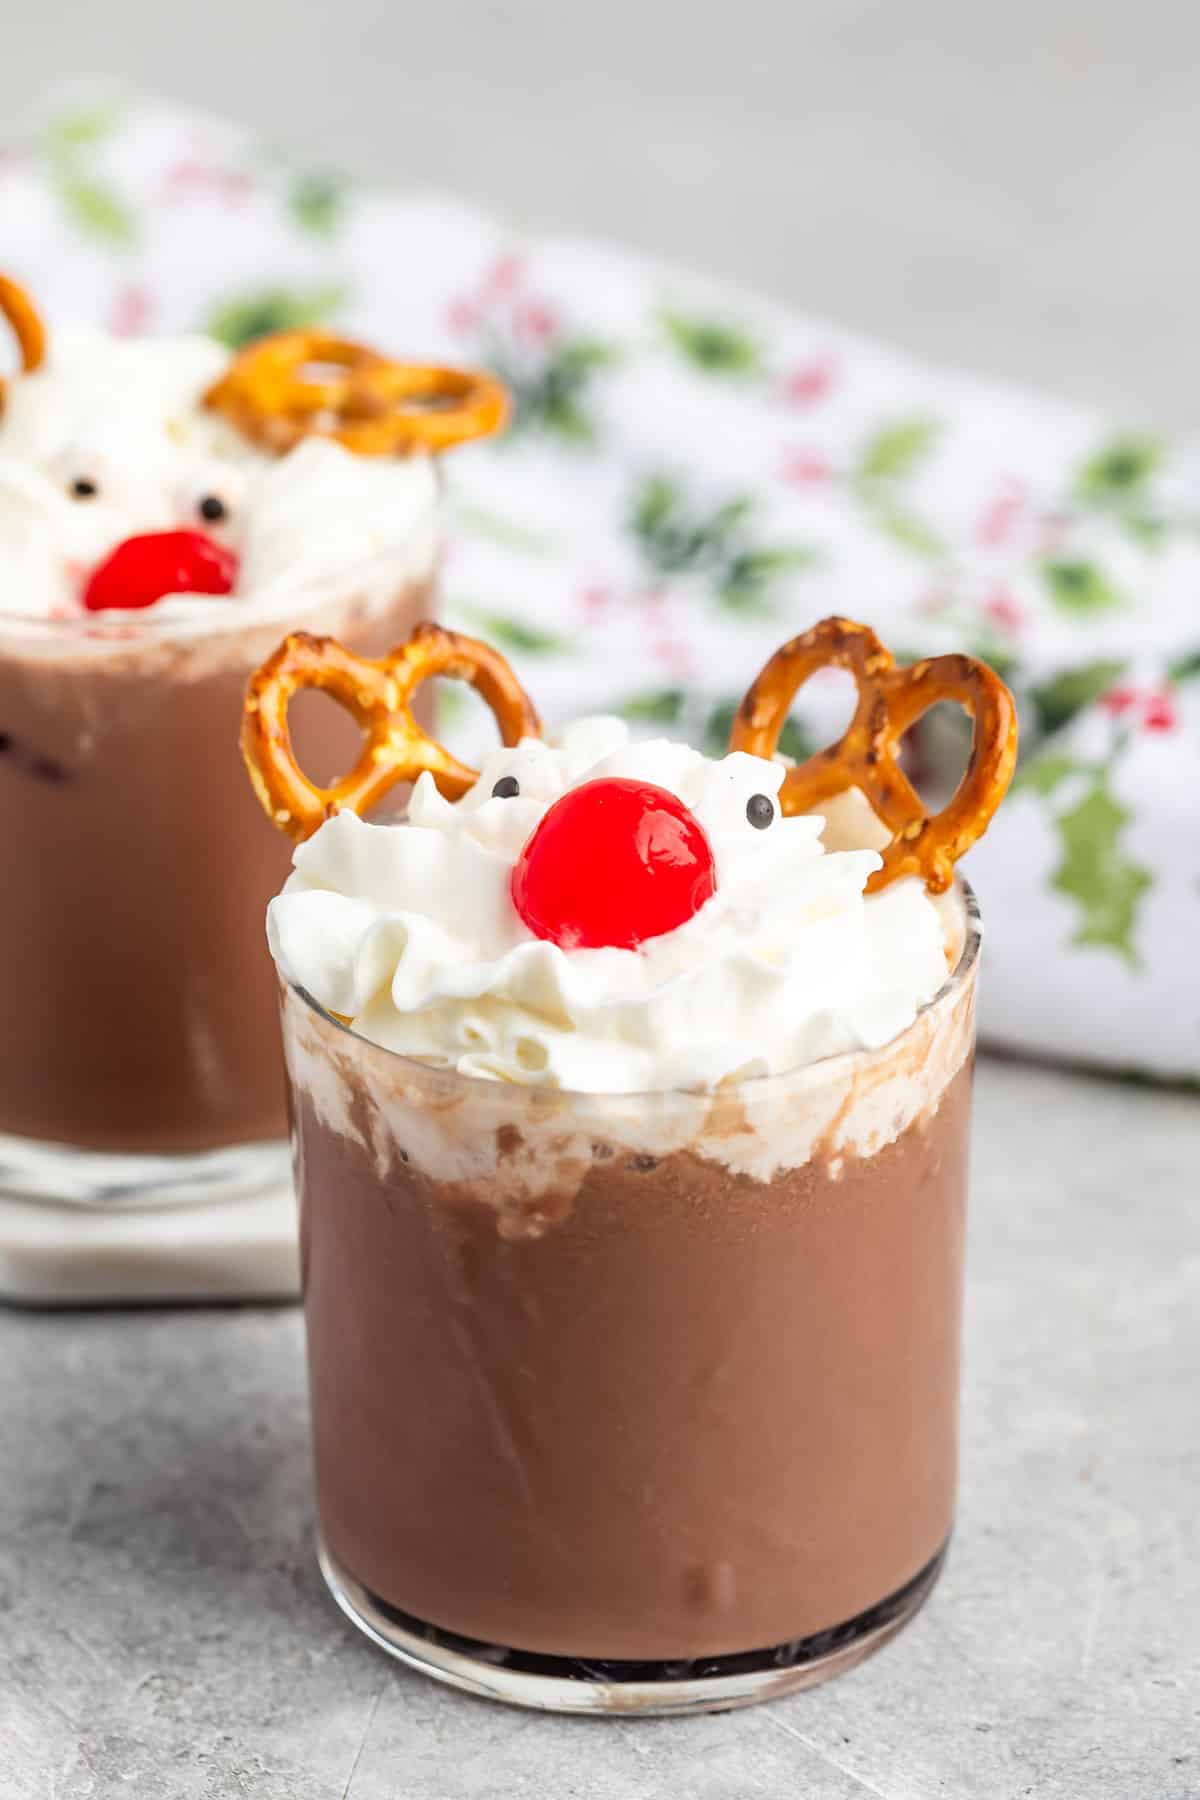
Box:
left=69, top=477, right=98, bottom=499
left=746, top=793, right=775, bottom=830
left=492, top=775, right=520, bottom=799
left=198, top=494, right=228, bottom=523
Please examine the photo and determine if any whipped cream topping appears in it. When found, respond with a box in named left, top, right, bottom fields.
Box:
left=268, top=719, right=954, bottom=1094
left=0, top=326, right=437, bottom=625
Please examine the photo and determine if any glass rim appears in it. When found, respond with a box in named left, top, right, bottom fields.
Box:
left=282, top=876, right=982, bottom=1107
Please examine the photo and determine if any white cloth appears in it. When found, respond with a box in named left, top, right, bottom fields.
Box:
left=2, top=90, right=1196, bottom=1078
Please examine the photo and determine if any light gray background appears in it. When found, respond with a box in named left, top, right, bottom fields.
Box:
left=1, top=0, right=1199, bottom=428
left=2, top=7, right=1199, bottom=1797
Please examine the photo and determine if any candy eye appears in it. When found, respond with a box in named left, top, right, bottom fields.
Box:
left=197, top=493, right=229, bottom=524
left=746, top=793, right=775, bottom=830
left=492, top=775, right=520, bottom=799
left=69, top=477, right=99, bottom=500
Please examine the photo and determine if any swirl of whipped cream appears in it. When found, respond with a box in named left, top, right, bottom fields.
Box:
left=269, top=718, right=953, bottom=1093
left=0, top=326, right=436, bottom=624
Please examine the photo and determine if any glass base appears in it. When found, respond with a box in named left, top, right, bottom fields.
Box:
left=318, top=1536, right=949, bottom=1716
left=0, top=1129, right=290, bottom=1210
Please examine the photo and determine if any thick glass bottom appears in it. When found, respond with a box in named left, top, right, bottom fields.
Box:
left=318, top=1536, right=949, bottom=1715
left=0, top=1129, right=290, bottom=1210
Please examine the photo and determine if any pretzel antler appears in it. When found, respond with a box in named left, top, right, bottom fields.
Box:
left=205, top=329, right=508, bottom=457
left=243, top=623, right=542, bottom=842
left=730, top=616, right=1017, bottom=892
left=0, top=274, right=47, bottom=412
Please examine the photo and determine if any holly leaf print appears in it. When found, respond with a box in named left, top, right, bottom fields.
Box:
left=55, top=177, right=138, bottom=247
left=42, top=103, right=137, bottom=247
left=1029, top=660, right=1127, bottom=737
left=630, top=477, right=738, bottom=576
left=619, top=689, right=688, bottom=726
left=205, top=282, right=349, bottom=348
left=44, top=101, right=123, bottom=149
left=858, top=495, right=945, bottom=559
left=632, top=474, right=679, bottom=543
left=851, top=419, right=944, bottom=560
left=494, top=339, right=617, bottom=443
left=1040, top=559, right=1124, bottom=615
left=450, top=502, right=558, bottom=556
left=1014, top=751, right=1081, bottom=797
left=630, top=477, right=811, bottom=613
left=1168, top=647, right=1200, bottom=684
left=1074, top=436, right=1166, bottom=547
left=707, top=497, right=756, bottom=541
left=660, top=310, right=762, bottom=377
left=857, top=418, right=940, bottom=482
left=1076, top=437, right=1162, bottom=503
left=718, top=547, right=818, bottom=612
left=289, top=172, right=345, bottom=237
left=457, top=609, right=568, bottom=655
left=1051, top=772, right=1152, bottom=965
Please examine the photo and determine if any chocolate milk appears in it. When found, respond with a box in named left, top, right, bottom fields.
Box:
left=0, top=578, right=430, bottom=1157
left=282, top=936, right=977, bottom=1667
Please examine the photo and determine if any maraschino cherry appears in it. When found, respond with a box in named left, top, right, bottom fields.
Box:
left=511, top=777, right=717, bottom=950
left=82, top=530, right=238, bottom=613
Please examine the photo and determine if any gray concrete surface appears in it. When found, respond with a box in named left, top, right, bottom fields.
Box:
left=0, top=1056, right=1196, bottom=1799
left=1, top=0, right=1200, bottom=428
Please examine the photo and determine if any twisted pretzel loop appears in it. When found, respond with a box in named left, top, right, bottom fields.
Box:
left=730, top=616, right=1017, bottom=892
left=242, top=623, right=541, bottom=842
left=0, top=274, right=47, bottom=412
left=205, top=329, right=508, bottom=456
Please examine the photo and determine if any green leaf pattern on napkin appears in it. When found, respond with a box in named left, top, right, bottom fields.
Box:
left=205, top=283, right=349, bottom=348
left=1016, top=750, right=1154, bottom=964
left=850, top=418, right=945, bottom=560
left=660, top=309, right=762, bottom=377
left=630, top=476, right=815, bottom=614
left=288, top=172, right=346, bottom=238
left=1041, top=559, right=1125, bottom=615
left=11, top=95, right=1197, bottom=1070
left=1052, top=775, right=1152, bottom=966
left=42, top=101, right=137, bottom=247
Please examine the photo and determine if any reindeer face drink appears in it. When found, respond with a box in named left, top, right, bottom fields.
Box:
left=0, top=295, right=506, bottom=624
left=245, top=615, right=1017, bottom=1711
left=0, top=276, right=505, bottom=1205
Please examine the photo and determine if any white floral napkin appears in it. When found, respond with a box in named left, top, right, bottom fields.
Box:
left=3, top=92, right=1196, bottom=1079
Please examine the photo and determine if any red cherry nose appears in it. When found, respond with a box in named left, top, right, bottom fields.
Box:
left=82, top=529, right=238, bottom=613
left=511, top=777, right=717, bottom=950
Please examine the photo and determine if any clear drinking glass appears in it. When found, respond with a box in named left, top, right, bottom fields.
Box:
left=281, top=882, right=981, bottom=1714
left=0, top=554, right=434, bottom=1211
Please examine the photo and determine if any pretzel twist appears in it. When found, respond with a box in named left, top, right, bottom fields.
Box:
left=205, top=329, right=508, bottom=456
left=243, top=623, right=541, bottom=841
left=730, top=616, right=1017, bottom=892
left=0, top=274, right=47, bottom=412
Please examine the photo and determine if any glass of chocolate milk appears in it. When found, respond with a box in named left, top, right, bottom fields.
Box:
left=281, top=908, right=976, bottom=1713
left=0, top=585, right=432, bottom=1208
left=0, top=299, right=501, bottom=1212
left=256, top=671, right=1006, bottom=1712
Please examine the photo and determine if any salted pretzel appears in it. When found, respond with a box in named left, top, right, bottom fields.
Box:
left=730, top=616, right=1017, bottom=893
left=205, top=329, right=509, bottom=457
left=0, top=274, right=47, bottom=411
left=243, top=622, right=541, bottom=841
